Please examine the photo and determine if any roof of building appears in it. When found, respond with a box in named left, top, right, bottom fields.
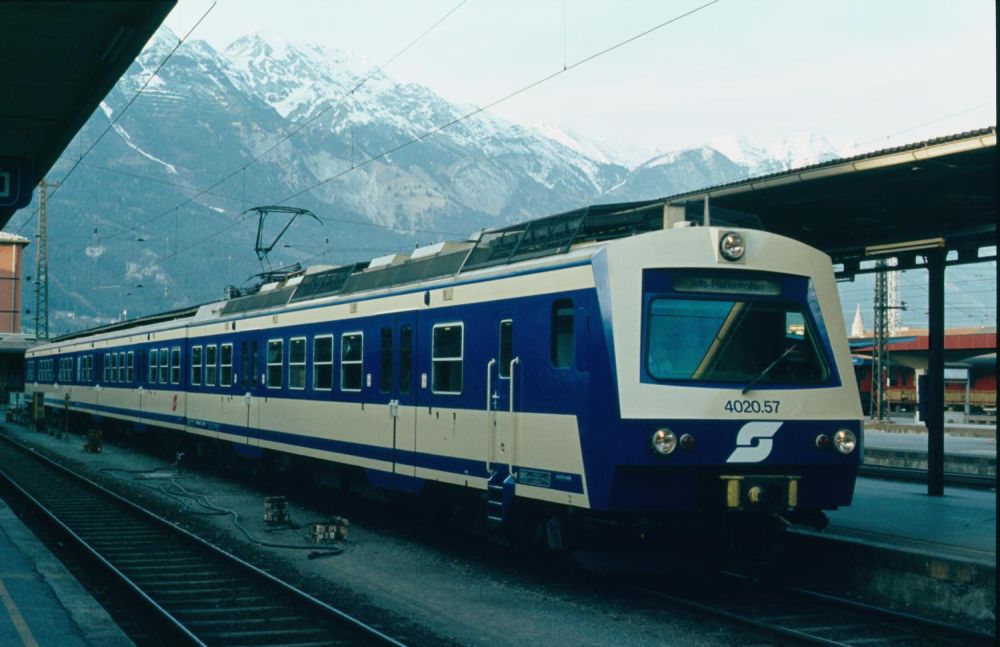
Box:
left=0, top=232, right=29, bottom=245
left=660, top=127, right=997, bottom=277
left=0, top=1, right=176, bottom=226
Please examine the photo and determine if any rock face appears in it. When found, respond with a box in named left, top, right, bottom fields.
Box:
left=29, top=29, right=848, bottom=331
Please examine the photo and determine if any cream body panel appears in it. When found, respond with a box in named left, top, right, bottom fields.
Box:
left=604, top=227, right=861, bottom=421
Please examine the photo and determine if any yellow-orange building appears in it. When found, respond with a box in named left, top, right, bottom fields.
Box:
left=0, top=232, right=28, bottom=334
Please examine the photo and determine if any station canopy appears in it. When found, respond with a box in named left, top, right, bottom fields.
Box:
left=0, top=1, right=175, bottom=226
left=660, top=127, right=996, bottom=278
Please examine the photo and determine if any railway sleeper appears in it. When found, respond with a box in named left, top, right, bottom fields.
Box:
left=184, top=615, right=308, bottom=630
left=169, top=604, right=287, bottom=617
left=127, top=574, right=238, bottom=588
left=196, top=627, right=332, bottom=643
left=116, top=563, right=221, bottom=574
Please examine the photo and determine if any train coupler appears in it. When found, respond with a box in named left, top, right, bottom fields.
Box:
left=720, top=474, right=799, bottom=511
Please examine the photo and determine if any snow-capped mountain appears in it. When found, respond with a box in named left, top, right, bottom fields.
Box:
left=24, top=27, right=855, bottom=331
left=709, top=133, right=857, bottom=176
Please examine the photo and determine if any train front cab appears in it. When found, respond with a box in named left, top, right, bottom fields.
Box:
left=589, top=227, right=863, bottom=528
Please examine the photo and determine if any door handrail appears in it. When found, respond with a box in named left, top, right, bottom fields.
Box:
left=486, top=358, right=496, bottom=473
left=508, top=357, right=519, bottom=476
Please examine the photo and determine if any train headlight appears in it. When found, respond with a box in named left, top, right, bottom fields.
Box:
left=815, top=434, right=831, bottom=450
left=832, top=429, right=857, bottom=455
left=651, top=428, right=678, bottom=455
left=719, top=231, right=745, bottom=261
left=680, top=433, right=696, bottom=451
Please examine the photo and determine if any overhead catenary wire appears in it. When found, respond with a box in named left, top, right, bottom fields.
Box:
left=152, top=0, right=723, bottom=266
left=96, top=0, right=469, bottom=245
left=273, top=0, right=723, bottom=206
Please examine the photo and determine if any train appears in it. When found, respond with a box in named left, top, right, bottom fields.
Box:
left=24, top=201, right=862, bottom=545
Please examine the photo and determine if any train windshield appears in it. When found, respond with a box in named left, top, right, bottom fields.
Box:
left=645, top=298, right=830, bottom=386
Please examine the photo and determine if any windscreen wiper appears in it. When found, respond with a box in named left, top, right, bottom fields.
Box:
left=741, top=343, right=798, bottom=394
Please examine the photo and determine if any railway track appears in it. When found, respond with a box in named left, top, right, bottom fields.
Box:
left=0, top=432, right=405, bottom=647
left=635, top=571, right=995, bottom=647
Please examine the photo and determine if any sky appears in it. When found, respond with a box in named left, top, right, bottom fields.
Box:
left=170, top=0, right=997, bottom=155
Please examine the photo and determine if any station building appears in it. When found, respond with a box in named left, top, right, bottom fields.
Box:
left=851, top=327, right=996, bottom=420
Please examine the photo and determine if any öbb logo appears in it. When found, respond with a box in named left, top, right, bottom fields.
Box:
left=726, top=422, right=782, bottom=463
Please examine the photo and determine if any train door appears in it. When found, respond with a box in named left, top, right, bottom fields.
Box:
left=383, top=315, right=418, bottom=489
left=489, top=317, right=518, bottom=476
left=240, top=339, right=262, bottom=446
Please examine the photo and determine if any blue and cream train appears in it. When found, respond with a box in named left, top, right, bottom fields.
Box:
left=25, top=202, right=862, bottom=531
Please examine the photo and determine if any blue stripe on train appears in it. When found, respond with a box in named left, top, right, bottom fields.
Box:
left=55, top=398, right=585, bottom=495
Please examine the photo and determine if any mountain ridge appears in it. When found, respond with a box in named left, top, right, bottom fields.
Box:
left=25, top=27, right=850, bottom=333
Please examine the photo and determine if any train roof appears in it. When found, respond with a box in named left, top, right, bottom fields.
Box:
left=47, top=197, right=759, bottom=346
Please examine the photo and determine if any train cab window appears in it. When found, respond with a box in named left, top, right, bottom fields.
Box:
left=551, top=299, right=574, bottom=368
left=379, top=328, right=393, bottom=393
left=267, top=340, right=283, bottom=388
left=191, top=346, right=203, bottom=386
left=432, top=323, right=463, bottom=394
left=170, top=347, right=181, bottom=385
left=289, top=338, right=306, bottom=390
left=399, top=326, right=413, bottom=394
left=126, top=351, right=134, bottom=383
left=207, top=344, right=220, bottom=386
left=341, top=333, right=363, bottom=392
left=118, top=351, right=127, bottom=383
left=645, top=299, right=830, bottom=385
left=149, top=349, right=157, bottom=384
left=312, top=336, right=333, bottom=390
left=159, top=347, right=170, bottom=384
left=499, top=320, right=513, bottom=378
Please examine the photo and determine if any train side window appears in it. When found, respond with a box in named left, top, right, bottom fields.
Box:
left=379, top=327, right=393, bottom=393
left=313, top=336, right=333, bottom=390
left=551, top=299, right=574, bottom=368
left=289, top=338, right=306, bottom=390
left=127, top=351, right=134, bottom=383
left=217, top=344, right=230, bottom=386
left=148, top=349, right=157, bottom=384
left=341, top=333, right=363, bottom=392
left=266, top=339, right=283, bottom=388
left=499, top=320, right=513, bottom=378
left=205, top=345, right=218, bottom=386
left=159, top=347, right=170, bottom=384
left=432, top=323, right=463, bottom=394
left=400, top=326, right=413, bottom=394
left=26, top=360, right=34, bottom=382
left=191, top=346, right=203, bottom=386
left=118, top=351, right=126, bottom=383
left=169, top=348, right=180, bottom=384
left=110, top=353, right=117, bottom=383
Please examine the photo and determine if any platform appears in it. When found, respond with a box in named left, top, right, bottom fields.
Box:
left=863, top=428, right=996, bottom=476
left=823, top=476, right=996, bottom=563
left=0, top=496, right=131, bottom=646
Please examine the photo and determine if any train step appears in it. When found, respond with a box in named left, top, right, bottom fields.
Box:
left=486, top=470, right=515, bottom=523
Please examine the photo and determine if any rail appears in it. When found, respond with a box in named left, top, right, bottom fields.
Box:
left=631, top=570, right=995, bottom=647
left=0, top=432, right=405, bottom=647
